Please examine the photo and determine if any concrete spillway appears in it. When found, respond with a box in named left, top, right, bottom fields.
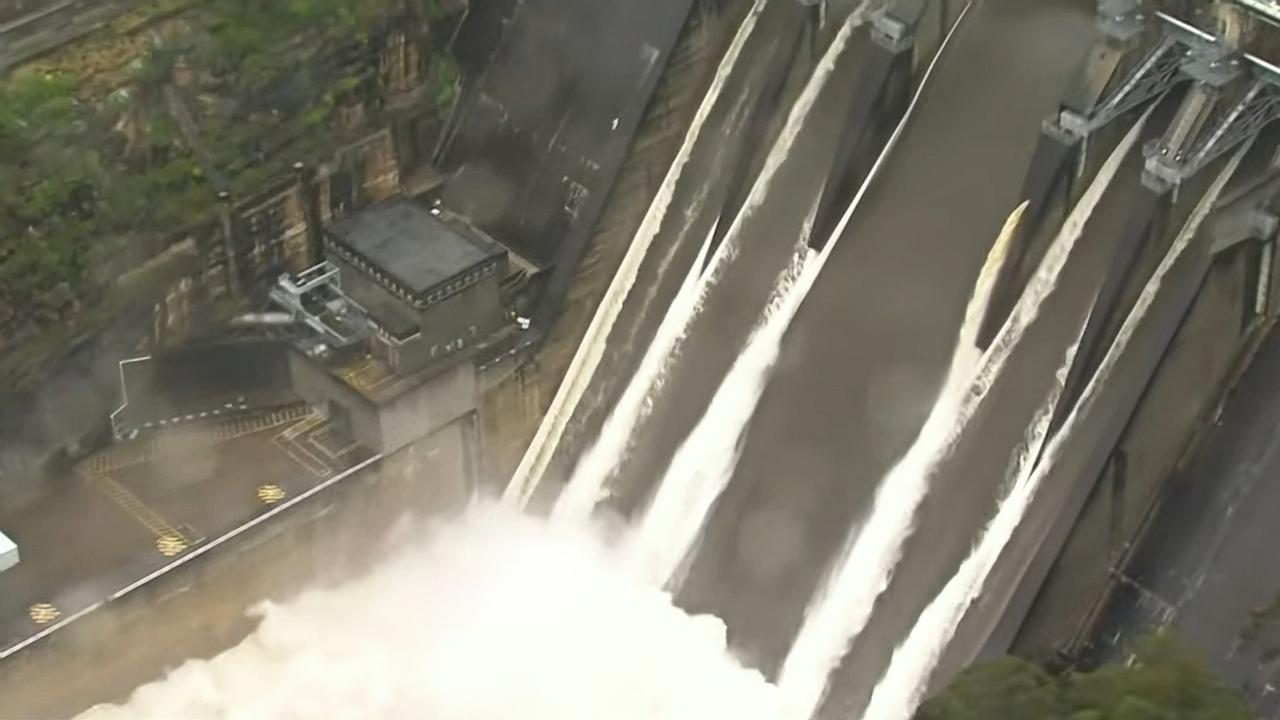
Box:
left=673, top=0, right=1094, bottom=698
left=510, top=0, right=1280, bottom=717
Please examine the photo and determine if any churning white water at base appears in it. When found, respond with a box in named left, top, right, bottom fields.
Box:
left=76, top=502, right=785, bottom=720
left=857, top=136, right=1252, bottom=720
left=777, top=111, right=1151, bottom=720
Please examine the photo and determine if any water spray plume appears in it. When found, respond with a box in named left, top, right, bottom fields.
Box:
left=858, top=135, right=1250, bottom=720
left=502, top=0, right=771, bottom=508
left=777, top=109, right=1151, bottom=720
left=76, top=502, right=785, bottom=720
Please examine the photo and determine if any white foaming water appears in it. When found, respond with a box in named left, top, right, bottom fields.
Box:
left=77, top=502, right=785, bottom=720
left=554, top=220, right=717, bottom=523
left=777, top=111, right=1150, bottom=720
left=540, top=3, right=871, bottom=517
left=858, top=136, right=1250, bottom=720
left=503, top=0, right=770, bottom=508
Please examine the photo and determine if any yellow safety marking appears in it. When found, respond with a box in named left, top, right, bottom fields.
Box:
left=155, top=533, right=188, bottom=557
left=339, top=356, right=395, bottom=394
left=87, top=473, right=189, bottom=547
left=257, top=484, right=287, bottom=505
left=79, top=405, right=311, bottom=481
left=28, top=603, right=60, bottom=625
left=78, top=437, right=157, bottom=478
left=365, top=370, right=397, bottom=392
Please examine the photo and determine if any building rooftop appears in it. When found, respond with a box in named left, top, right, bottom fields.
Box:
left=339, top=277, right=421, bottom=340
left=326, top=198, right=506, bottom=297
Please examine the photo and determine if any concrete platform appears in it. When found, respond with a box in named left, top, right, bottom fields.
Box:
left=0, top=406, right=371, bottom=656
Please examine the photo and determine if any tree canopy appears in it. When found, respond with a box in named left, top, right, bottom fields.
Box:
left=0, top=0, right=459, bottom=324
left=918, top=635, right=1251, bottom=720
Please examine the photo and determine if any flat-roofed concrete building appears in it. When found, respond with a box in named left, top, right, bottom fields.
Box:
left=324, top=198, right=509, bottom=376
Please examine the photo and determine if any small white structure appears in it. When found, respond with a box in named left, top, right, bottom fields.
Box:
left=0, top=530, right=18, bottom=573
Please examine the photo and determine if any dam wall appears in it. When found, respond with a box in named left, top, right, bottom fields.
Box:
left=941, top=161, right=1280, bottom=674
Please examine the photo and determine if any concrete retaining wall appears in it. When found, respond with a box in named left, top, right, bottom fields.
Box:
left=288, top=351, right=383, bottom=450
left=378, top=363, right=478, bottom=454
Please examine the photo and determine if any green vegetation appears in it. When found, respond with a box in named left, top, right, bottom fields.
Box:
left=0, top=71, right=116, bottom=307
left=1240, top=592, right=1280, bottom=645
left=0, top=0, right=460, bottom=339
left=919, top=635, right=1251, bottom=720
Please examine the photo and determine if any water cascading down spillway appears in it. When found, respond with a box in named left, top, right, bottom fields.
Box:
left=776, top=108, right=1153, bottom=720
left=552, top=0, right=829, bottom=523
left=520, top=1, right=1279, bottom=718
left=857, top=134, right=1253, bottom=720
left=626, top=0, right=971, bottom=588
left=552, top=0, right=899, bottom=527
